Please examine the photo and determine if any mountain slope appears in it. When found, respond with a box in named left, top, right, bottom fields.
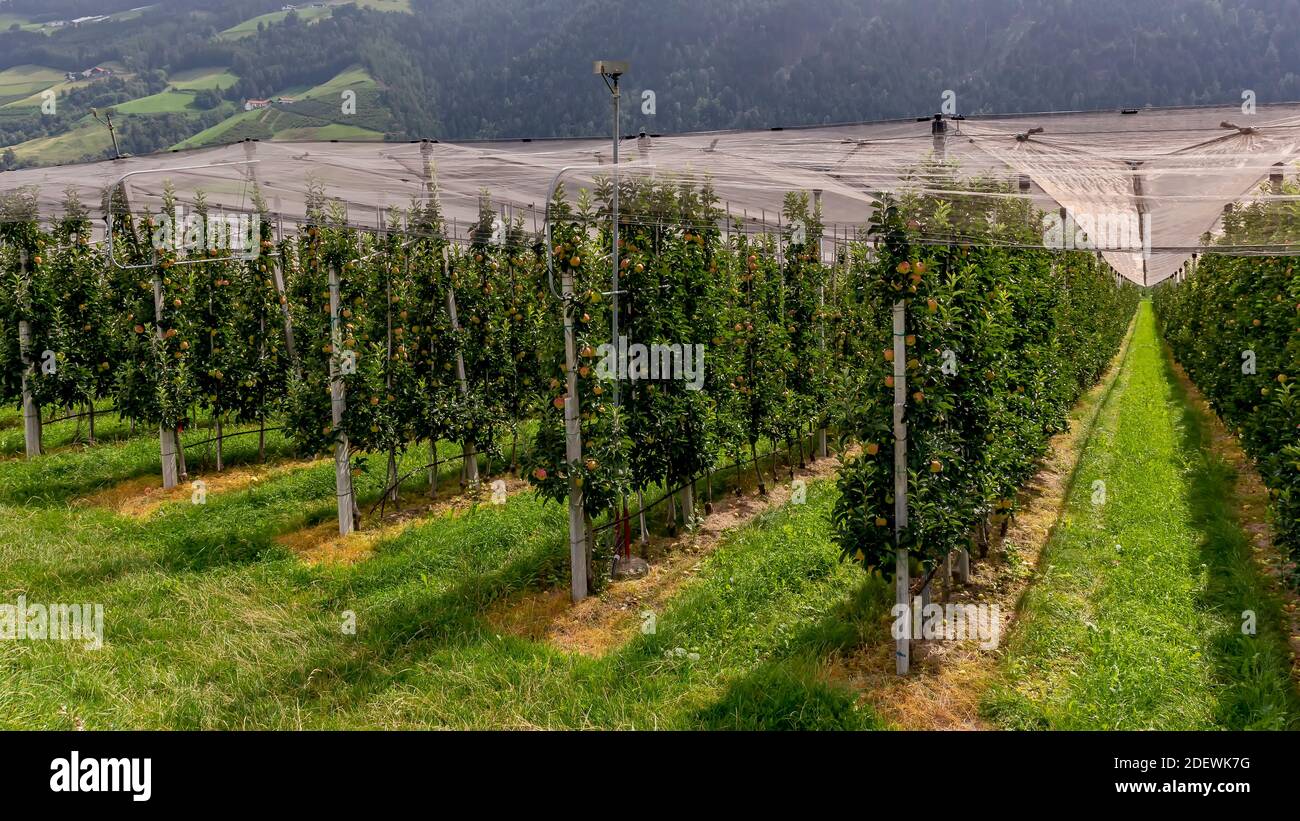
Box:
left=2, top=0, right=1299, bottom=167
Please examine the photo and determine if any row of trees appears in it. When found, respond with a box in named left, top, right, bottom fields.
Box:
left=1154, top=182, right=1300, bottom=577
left=1, top=174, right=1138, bottom=599
left=833, top=185, right=1139, bottom=581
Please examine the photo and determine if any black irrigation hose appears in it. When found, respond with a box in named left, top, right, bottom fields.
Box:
left=181, top=425, right=284, bottom=450
left=42, top=406, right=118, bottom=426
left=366, top=450, right=468, bottom=517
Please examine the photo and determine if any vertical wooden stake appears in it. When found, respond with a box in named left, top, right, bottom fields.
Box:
left=271, top=260, right=301, bottom=380
left=18, top=319, right=41, bottom=458
left=561, top=261, right=588, bottom=602
left=637, top=488, right=648, bottom=544
left=17, top=319, right=41, bottom=459
left=329, top=262, right=355, bottom=536
left=444, top=247, right=479, bottom=487
left=893, top=298, right=910, bottom=675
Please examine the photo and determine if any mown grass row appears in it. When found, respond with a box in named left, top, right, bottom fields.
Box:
left=0, top=389, right=879, bottom=728
left=984, top=303, right=1300, bottom=730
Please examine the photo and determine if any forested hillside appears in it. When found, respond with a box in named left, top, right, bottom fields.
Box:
left=1, top=0, right=1298, bottom=166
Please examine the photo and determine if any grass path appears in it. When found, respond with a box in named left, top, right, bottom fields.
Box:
left=984, top=301, right=1300, bottom=729
left=0, top=408, right=878, bottom=728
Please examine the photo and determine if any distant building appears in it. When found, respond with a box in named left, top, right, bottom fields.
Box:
left=275, top=96, right=296, bottom=105
left=244, top=99, right=271, bottom=111
left=68, top=66, right=113, bottom=81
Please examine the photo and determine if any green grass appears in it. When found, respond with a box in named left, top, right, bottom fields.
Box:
left=355, top=0, right=411, bottom=11
left=299, top=65, right=375, bottom=100
left=11, top=117, right=113, bottom=164
left=113, top=89, right=198, bottom=114
left=983, top=301, right=1300, bottom=730
left=0, top=78, right=86, bottom=111
left=171, top=66, right=387, bottom=149
left=3, top=301, right=1294, bottom=729
left=216, top=0, right=410, bottom=40
left=273, top=123, right=385, bottom=141
left=168, top=67, right=240, bottom=92
left=0, top=65, right=64, bottom=98
left=172, top=108, right=268, bottom=149
left=0, top=408, right=881, bottom=728
left=0, top=13, right=46, bottom=33
left=217, top=5, right=335, bottom=40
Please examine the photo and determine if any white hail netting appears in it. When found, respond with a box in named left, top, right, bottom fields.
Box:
left=2, top=101, right=1300, bottom=284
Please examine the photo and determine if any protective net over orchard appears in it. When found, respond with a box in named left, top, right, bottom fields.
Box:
left=3, top=100, right=1300, bottom=284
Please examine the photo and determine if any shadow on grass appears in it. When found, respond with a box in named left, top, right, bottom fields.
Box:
left=0, top=432, right=301, bottom=507
left=189, top=511, right=572, bottom=725
left=690, top=578, right=889, bottom=730
left=1159, top=348, right=1300, bottom=730
left=142, top=443, right=480, bottom=572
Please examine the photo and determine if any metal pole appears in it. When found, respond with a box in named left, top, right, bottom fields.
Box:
left=893, top=299, right=910, bottom=675
left=611, top=74, right=621, bottom=410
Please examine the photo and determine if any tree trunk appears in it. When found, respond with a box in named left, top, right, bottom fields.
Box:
left=176, top=429, right=188, bottom=481
left=680, top=481, right=695, bottom=528
left=751, top=441, right=766, bottom=496
left=462, top=441, right=479, bottom=488
left=387, top=448, right=399, bottom=505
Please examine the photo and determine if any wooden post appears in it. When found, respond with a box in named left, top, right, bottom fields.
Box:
left=153, top=275, right=179, bottom=489
left=816, top=271, right=828, bottom=457
left=561, top=261, right=588, bottom=602
left=444, top=247, right=479, bottom=487
left=637, top=488, right=648, bottom=544
left=384, top=261, right=398, bottom=503
left=679, top=481, right=695, bottom=527
left=17, top=319, right=41, bottom=458
left=955, top=545, right=970, bottom=584
left=270, top=260, right=301, bottom=379
left=815, top=192, right=829, bottom=459
left=329, top=262, right=356, bottom=536
left=893, top=299, right=910, bottom=675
